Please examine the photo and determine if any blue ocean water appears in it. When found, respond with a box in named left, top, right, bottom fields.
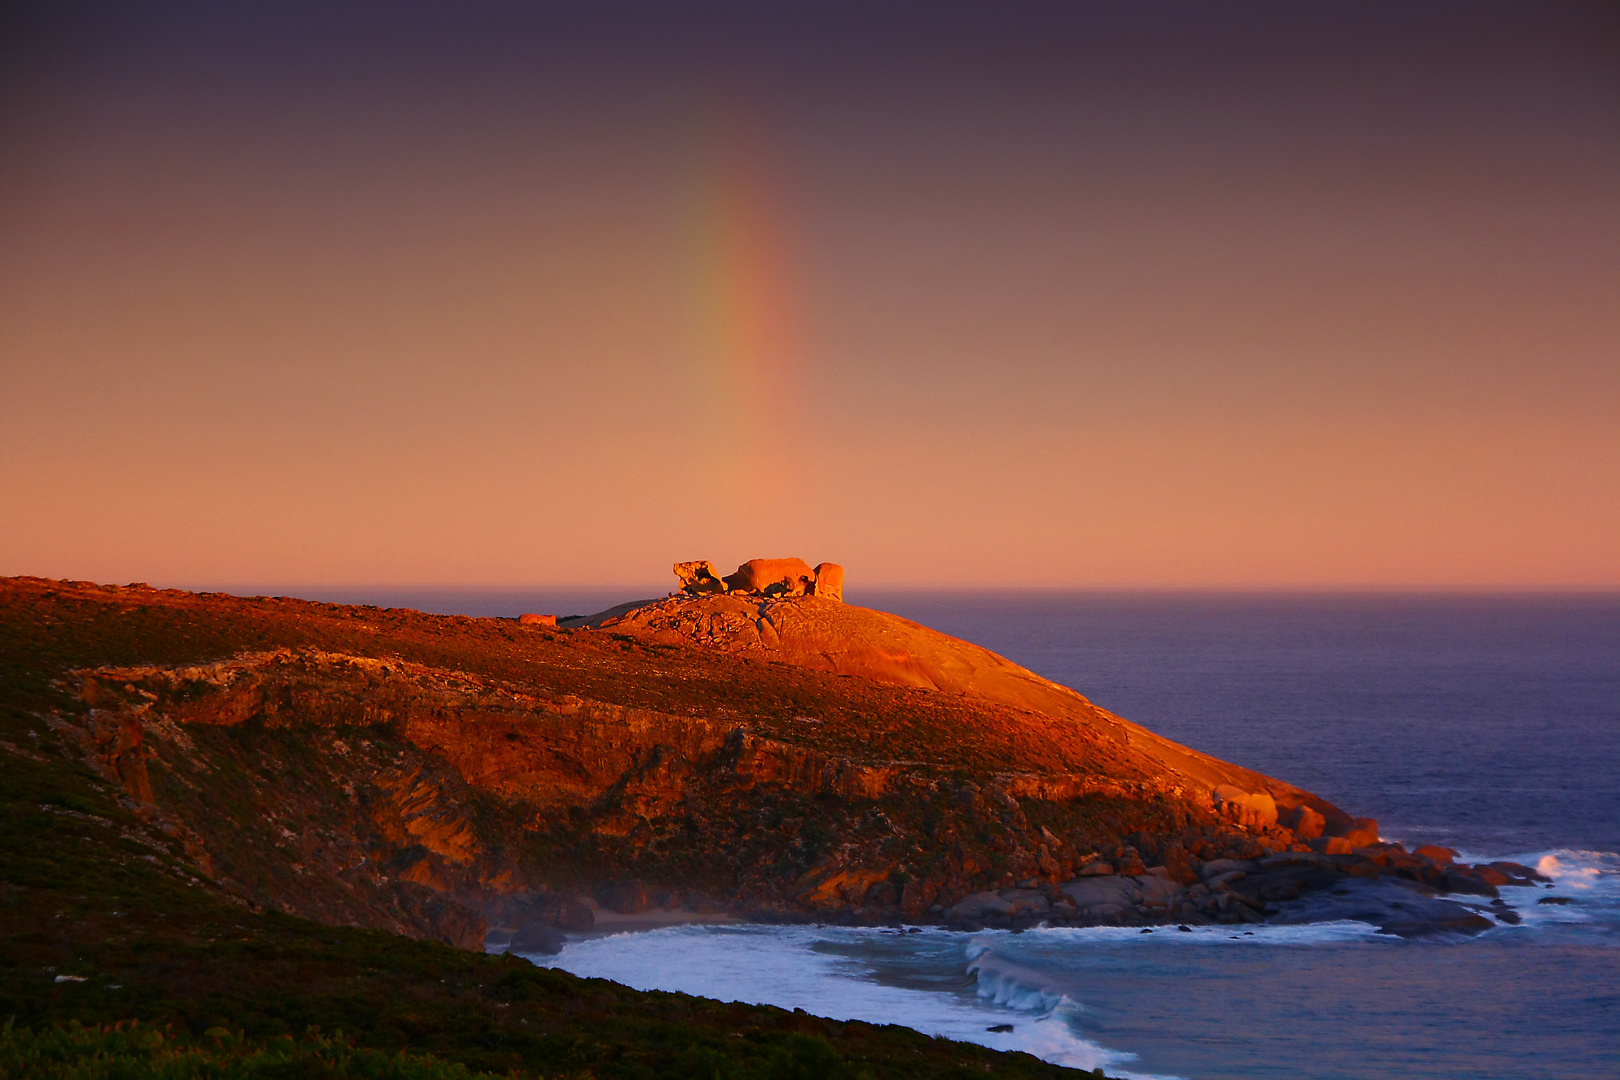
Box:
left=857, top=591, right=1620, bottom=855
left=287, top=586, right=1620, bottom=1078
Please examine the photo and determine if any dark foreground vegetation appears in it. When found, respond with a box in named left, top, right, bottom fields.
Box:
left=1, top=578, right=1100, bottom=1079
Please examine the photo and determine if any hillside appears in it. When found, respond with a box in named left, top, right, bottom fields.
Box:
left=1, top=575, right=1532, bottom=1075
left=0, top=576, right=1361, bottom=949
left=1, top=576, right=1107, bottom=1079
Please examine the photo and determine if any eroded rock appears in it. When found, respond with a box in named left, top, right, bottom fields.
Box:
left=673, top=558, right=844, bottom=602
left=811, top=563, right=844, bottom=602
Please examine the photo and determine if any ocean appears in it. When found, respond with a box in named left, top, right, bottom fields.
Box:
left=290, top=587, right=1620, bottom=1079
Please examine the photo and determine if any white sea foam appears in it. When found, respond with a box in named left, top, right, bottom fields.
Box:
left=1010, top=920, right=1385, bottom=947
left=518, top=923, right=1175, bottom=1078
left=503, top=850, right=1617, bottom=1079
left=1470, top=849, right=1620, bottom=936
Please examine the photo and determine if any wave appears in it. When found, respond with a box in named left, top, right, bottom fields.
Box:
left=528, top=924, right=1172, bottom=1077
left=965, top=940, right=1181, bottom=1080
left=1476, top=848, right=1620, bottom=938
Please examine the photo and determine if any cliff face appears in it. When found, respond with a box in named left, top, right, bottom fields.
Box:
left=8, top=578, right=1368, bottom=949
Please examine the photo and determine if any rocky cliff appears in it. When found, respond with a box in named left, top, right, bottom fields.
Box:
left=6, top=576, right=1531, bottom=951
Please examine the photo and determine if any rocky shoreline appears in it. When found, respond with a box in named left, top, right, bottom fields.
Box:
left=934, top=843, right=1549, bottom=939
left=496, top=843, right=1553, bottom=955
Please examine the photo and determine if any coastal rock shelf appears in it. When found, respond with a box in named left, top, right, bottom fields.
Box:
left=941, top=846, right=1547, bottom=938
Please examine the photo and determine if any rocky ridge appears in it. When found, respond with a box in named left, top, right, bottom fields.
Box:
left=6, top=575, right=1546, bottom=952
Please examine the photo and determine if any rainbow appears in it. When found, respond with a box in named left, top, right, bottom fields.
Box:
left=683, top=108, right=800, bottom=474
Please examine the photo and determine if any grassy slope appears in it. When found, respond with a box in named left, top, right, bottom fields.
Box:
left=0, top=578, right=1100, bottom=1079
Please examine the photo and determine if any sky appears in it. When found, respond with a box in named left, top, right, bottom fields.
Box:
left=2, top=1, right=1617, bottom=589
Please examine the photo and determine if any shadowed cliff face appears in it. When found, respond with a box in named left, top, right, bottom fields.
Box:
left=7, top=578, right=1365, bottom=949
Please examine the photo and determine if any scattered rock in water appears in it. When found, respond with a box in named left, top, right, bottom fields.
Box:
left=1538, top=896, right=1574, bottom=906
left=987, top=1024, right=1015, bottom=1033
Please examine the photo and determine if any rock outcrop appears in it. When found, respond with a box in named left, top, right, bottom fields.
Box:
left=811, top=562, right=844, bottom=602
left=673, top=558, right=845, bottom=601
left=939, top=845, right=1547, bottom=938
left=7, top=574, right=1536, bottom=953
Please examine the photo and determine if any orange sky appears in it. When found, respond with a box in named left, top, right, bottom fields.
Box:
left=2, top=4, right=1616, bottom=588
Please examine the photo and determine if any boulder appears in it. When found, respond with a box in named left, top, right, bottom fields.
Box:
left=722, top=558, right=818, bottom=597
left=1441, top=868, right=1500, bottom=898
left=1200, top=858, right=1251, bottom=880
left=518, top=613, right=557, bottom=627
left=1282, top=804, right=1326, bottom=840
left=673, top=560, right=727, bottom=594
left=1342, top=818, right=1380, bottom=848
left=1060, top=875, right=1139, bottom=918
left=1115, top=850, right=1147, bottom=877
left=1213, top=785, right=1278, bottom=829
left=1160, top=842, right=1198, bottom=885
left=1134, top=874, right=1181, bottom=911
left=998, top=888, right=1050, bottom=916
left=1267, top=876, right=1496, bottom=938
left=510, top=921, right=567, bottom=956
left=1079, top=860, right=1115, bottom=876
left=1478, top=860, right=1549, bottom=885
left=1308, top=836, right=1355, bottom=855
left=944, top=891, right=1014, bottom=922
left=1414, top=844, right=1457, bottom=865
left=1353, top=845, right=1394, bottom=866
left=811, top=562, right=845, bottom=602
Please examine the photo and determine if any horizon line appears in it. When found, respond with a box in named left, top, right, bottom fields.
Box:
left=28, top=576, right=1620, bottom=598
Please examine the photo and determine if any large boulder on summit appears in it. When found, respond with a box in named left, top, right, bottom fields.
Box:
left=673, top=560, right=727, bottom=594
left=673, top=558, right=845, bottom=602
left=811, top=562, right=844, bottom=602
left=722, top=558, right=817, bottom=597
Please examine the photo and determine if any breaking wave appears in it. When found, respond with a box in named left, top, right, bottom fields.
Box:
left=521, top=923, right=1169, bottom=1077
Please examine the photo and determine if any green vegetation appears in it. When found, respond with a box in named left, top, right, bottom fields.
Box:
left=0, top=1023, right=515, bottom=1079
left=0, top=1022, right=950, bottom=1080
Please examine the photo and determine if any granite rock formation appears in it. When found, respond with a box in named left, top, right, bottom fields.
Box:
left=673, top=558, right=844, bottom=601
